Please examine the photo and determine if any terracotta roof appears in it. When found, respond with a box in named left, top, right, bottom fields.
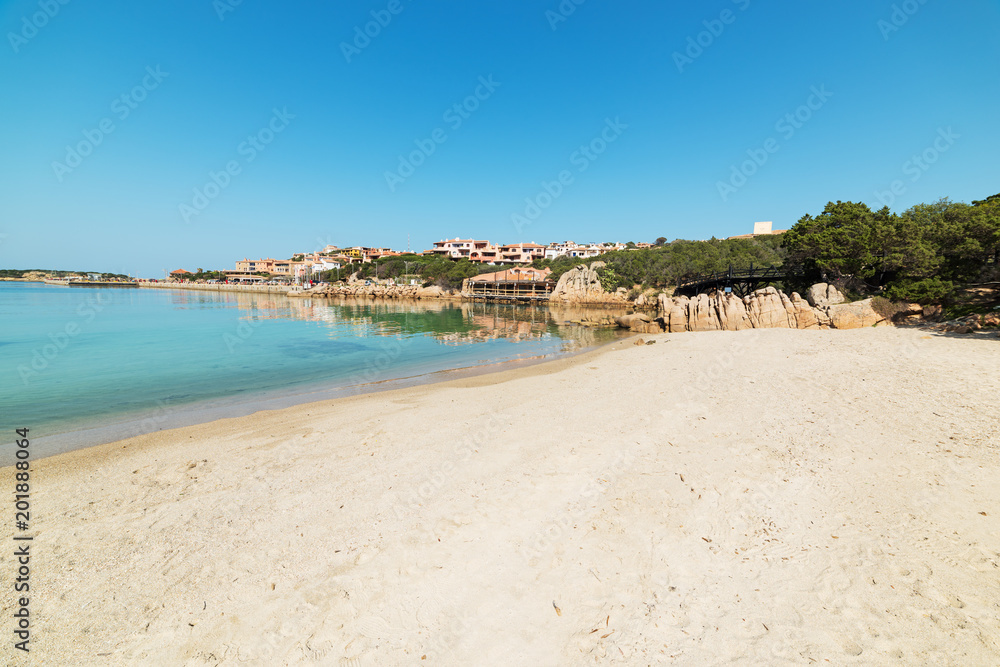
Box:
left=435, top=238, right=482, bottom=245
left=470, top=267, right=551, bottom=282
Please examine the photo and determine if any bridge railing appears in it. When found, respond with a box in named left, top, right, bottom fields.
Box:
left=676, top=263, right=805, bottom=294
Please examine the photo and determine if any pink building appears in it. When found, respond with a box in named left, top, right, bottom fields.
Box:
left=499, top=243, right=545, bottom=263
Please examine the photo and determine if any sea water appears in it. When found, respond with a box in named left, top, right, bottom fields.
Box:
left=0, top=282, right=621, bottom=460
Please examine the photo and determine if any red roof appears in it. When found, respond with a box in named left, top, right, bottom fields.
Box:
left=470, top=267, right=551, bottom=282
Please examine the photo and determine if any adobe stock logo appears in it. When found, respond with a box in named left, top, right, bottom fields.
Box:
left=545, top=0, right=587, bottom=31
left=213, top=0, right=243, bottom=21
left=384, top=76, right=501, bottom=192
left=673, top=0, right=751, bottom=73
left=877, top=0, right=931, bottom=40
left=511, top=117, right=627, bottom=233
left=51, top=66, right=169, bottom=182
left=716, top=85, right=833, bottom=202
left=179, top=108, right=294, bottom=223
left=7, top=0, right=71, bottom=54
left=873, top=127, right=959, bottom=208
left=340, top=0, right=411, bottom=63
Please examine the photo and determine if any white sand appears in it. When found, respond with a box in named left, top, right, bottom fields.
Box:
left=6, top=327, right=1000, bottom=665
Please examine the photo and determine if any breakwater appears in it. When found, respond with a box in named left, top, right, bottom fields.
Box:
left=138, top=282, right=295, bottom=295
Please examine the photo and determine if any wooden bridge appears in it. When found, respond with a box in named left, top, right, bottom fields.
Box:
left=675, top=263, right=804, bottom=297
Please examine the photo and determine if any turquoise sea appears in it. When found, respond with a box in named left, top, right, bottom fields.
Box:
left=0, top=282, right=621, bottom=460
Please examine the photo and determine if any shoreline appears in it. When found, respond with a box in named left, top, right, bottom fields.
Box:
left=7, top=336, right=625, bottom=466
left=32, top=332, right=631, bottom=470
left=8, top=327, right=1000, bottom=664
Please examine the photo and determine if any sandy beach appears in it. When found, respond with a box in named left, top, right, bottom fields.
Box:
left=6, top=327, right=1000, bottom=665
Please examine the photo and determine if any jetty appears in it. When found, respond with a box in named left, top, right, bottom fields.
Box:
left=463, top=267, right=554, bottom=303
left=67, top=281, right=138, bottom=288
left=43, top=278, right=138, bottom=288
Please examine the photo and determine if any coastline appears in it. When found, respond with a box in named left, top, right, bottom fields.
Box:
left=8, top=327, right=1000, bottom=664
left=10, top=338, right=620, bottom=466
left=140, top=281, right=303, bottom=295
left=2, top=281, right=632, bottom=466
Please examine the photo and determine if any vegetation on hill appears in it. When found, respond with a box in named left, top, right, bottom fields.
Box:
left=9, top=192, right=994, bottom=305
left=526, top=192, right=998, bottom=305
left=0, top=269, right=131, bottom=280
left=342, top=255, right=518, bottom=290
left=530, top=235, right=787, bottom=289
left=783, top=197, right=1000, bottom=302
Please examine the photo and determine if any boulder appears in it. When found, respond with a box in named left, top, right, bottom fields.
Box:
left=943, top=315, right=982, bottom=332
left=745, top=287, right=791, bottom=329
left=657, top=293, right=675, bottom=325
left=615, top=313, right=652, bottom=330
left=824, top=299, right=886, bottom=329
left=922, top=304, right=943, bottom=321
left=789, top=292, right=827, bottom=329
left=549, top=262, right=623, bottom=304
left=652, top=286, right=906, bottom=333
left=688, top=293, right=721, bottom=332
left=805, top=283, right=846, bottom=307
left=633, top=288, right=661, bottom=309
left=634, top=320, right=665, bottom=335
left=667, top=295, right=690, bottom=333
left=717, top=292, right=752, bottom=331
left=416, top=285, right=446, bottom=299
left=779, top=290, right=801, bottom=328
left=891, top=302, right=925, bottom=323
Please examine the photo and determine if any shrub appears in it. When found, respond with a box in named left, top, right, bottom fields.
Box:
left=885, top=277, right=955, bottom=304
left=596, top=266, right=623, bottom=292
left=870, top=296, right=909, bottom=321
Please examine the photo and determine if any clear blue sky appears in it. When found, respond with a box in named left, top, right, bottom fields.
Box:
left=2, top=0, right=998, bottom=277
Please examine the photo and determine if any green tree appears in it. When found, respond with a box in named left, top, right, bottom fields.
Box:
left=909, top=198, right=1000, bottom=284
left=783, top=201, right=890, bottom=285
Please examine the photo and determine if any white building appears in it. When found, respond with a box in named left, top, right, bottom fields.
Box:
left=294, top=258, right=341, bottom=281
left=568, top=244, right=605, bottom=259
left=544, top=241, right=578, bottom=260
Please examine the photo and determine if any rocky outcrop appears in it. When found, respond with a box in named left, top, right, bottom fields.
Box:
left=661, top=295, right=694, bottom=331
left=822, top=299, right=885, bottom=329
left=790, top=292, right=829, bottom=329
left=615, top=313, right=663, bottom=335
left=289, top=283, right=458, bottom=299
left=549, top=262, right=628, bottom=305
left=717, top=292, right=753, bottom=331
left=744, top=287, right=792, bottom=329
left=631, top=285, right=892, bottom=334
left=416, top=285, right=449, bottom=299
left=614, top=312, right=651, bottom=329
left=805, top=283, right=846, bottom=307
left=923, top=312, right=1000, bottom=334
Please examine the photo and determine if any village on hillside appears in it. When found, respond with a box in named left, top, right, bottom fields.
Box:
left=167, top=223, right=786, bottom=285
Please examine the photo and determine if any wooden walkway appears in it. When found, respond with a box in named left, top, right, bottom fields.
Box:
left=465, top=279, right=554, bottom=303
left=675, top=263, right=804, bottom=297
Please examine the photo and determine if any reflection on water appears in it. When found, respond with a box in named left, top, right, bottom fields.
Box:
left=214, top=291, right=630, bottom=350
left=3, top=283, right=632, bottom=458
